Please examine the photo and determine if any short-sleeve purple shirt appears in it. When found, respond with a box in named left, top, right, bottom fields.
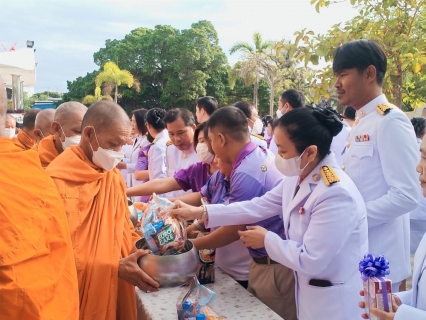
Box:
left=173, top=162, right=211, bottom=193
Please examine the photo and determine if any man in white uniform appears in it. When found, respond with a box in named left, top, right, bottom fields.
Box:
left=269, top=89, right=304, bottom=155
left=164, top=108, right=199, bottom=197
left=336, top=39, right=420, bottom=292
left=234, top=101, right=267, bottom=148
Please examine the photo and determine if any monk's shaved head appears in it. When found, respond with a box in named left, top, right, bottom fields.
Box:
left=55, top=101, right=88, bottom=123
left=34, top=109, right=55, bottom=142
left=23, top=108, right=41, bottom=130
left=0, top=76, right=6, bottom=136
left=82, top=100, right=131, bottom=132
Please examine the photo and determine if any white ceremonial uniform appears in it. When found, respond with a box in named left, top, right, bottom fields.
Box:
left=330, top=121, right=350, bottom=166
left=394, top=234, right=426, bottom=319
left=205, top=154, right=368, bottom=320
left=410, top=138, right=426, bottom=254
left=250, top=132, right=267, bottom=148
left=127, top=134, right=150, bottom=188
left=148, top=130, right=169, bottom=181
left=342, top=94, right=420, bottom=285
left=120, top=143, right=133, bottom=186
left=165, top=143, right=199, bottom=198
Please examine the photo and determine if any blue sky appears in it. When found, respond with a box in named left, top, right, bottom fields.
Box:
left=1, top=0, right=357, bottom=93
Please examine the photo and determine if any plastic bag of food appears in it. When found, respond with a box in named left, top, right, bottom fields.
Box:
left=196, top=232, right=215, bottom=284
left=141, top=193, right=187, bottom=255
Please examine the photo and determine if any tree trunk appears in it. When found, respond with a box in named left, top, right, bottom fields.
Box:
left=269, top=80, right=274, bottom=116
left=393, top=61, right=403, bottom=109
left=114, top=84, right=118, bottom=103
left=254, top=72, right=259, bottom=108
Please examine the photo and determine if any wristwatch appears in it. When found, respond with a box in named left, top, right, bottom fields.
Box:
left=201, top=197, right=209, bottom=221
left=193, top=219, right=204, bottom=231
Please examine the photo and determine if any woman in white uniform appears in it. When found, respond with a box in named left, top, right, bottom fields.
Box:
left=145, top=108, right=169, bottom=181
left=173, top=106, right=369, bottom=320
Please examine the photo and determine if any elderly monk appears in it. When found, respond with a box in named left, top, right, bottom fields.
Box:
left=37, top=102, right=87, bottom=168
left=12, top=108, right=40, bottom=150
left=0, top=78, right=79, bottom=319
left=4, top=114, right=17, bottom=138
left=46, top=100, right=159, bottom=320
left=33, top=108, right=55, bottom=143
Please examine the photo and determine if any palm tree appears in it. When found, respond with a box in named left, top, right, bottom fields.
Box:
left=95, top=61, right=139, bottom=103
left=82, top=87, right=113, bottom=106
left=230, top=32, right=274, bottom=108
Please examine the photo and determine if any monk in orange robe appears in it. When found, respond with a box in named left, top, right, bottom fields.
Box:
left=46, top=100, right=159, bottom=320
left=33, top=108, right=55, bottom=144
left=0, top=76, right=79, bottom=319
left=12, top=108, right=40, bottom=150
left=37, top=102, right=87, bottom=167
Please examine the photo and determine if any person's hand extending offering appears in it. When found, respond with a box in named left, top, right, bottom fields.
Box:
left=358, top=289, right=401, bottom=320
left=118, top=250, right=160, bottom=293
left=238, top=226, right=268, bottom=249
left=170, top=200, right=203, bottom=220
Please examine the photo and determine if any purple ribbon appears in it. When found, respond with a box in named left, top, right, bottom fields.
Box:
left=359, top=254, right=391, bottom=312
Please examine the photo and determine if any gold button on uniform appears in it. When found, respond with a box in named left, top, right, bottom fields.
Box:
left=341, top=165, right=345, bottom=171
left=359, top=110, right=365, bottom=117
left=346, top=141, right=350, bottom=148
left=312, top=174, right=320, bottom=182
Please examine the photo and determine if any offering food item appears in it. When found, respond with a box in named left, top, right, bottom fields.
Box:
left=196, top=232, right=215, bottom=284
left=359, top=254, right=392, bottom=320
left=141, top=194, right=187, bottom=256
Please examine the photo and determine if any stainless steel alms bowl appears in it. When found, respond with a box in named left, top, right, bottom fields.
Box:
left=136, top=238, right=199, bottom=288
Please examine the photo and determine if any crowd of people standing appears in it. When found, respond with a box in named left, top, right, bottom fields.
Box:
left=1, top=39, right=425, bottom=320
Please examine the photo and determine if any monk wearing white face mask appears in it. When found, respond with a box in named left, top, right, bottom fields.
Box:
left=46, top=100, right=159, bottom=320
left=37, top=102, right=87, bottom=168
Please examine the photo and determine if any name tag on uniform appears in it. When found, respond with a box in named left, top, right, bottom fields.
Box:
left=355, top=134, right=370, bottom=142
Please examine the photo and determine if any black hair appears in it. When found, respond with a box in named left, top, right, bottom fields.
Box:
left=146, top=108, right=166, bottom=131
left=132, top=108, right=148, bottom=135
left=23, top=108, right=41, bottom=130
left=277, top=106, right=343, bottom=159
left=196, top=96, right=218, bottom=116
left=146, top=131, right=155, bottom=143
left=206, top=106, right=249, bottom=142
left=280, top=89, right=304, bottom=109
left=233, top=101, right=254, bottom=119
left=262, top=115, right=273, bottom=127
left=343, top=106, right=356, bottom=121
left=333, top=39, right=387, bottom=86
left=193, top=122, right=207, bottom=149
left=163, top=108, right=195, bottom=127
left=411, top=117, right=426, bottom=139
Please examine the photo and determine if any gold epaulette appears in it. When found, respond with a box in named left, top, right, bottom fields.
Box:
left=250, top=132, right=265, bottom=140
left=152, top=138, right=158, bottom=144
left=166, top=140, right=173, bottom=147
left=376, top=103, right=393, bottom=116
left=320, top=165, right=340, bottom=186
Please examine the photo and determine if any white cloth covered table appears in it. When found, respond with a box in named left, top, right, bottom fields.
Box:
left=136, top=268, right=283, bottom=319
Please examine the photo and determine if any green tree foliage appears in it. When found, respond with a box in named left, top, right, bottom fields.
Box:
left=23, top=91, right=62, bottom=110
left=92, top=20, right=228, bottom=111
left=62, top=71, right=98, bottom=103
left=306, top=0, right=426, bottom=109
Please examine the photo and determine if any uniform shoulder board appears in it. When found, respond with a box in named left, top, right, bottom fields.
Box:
left=320, top=165, right=340, bottom=186
left=250, top=132, right=265, bottom=140
left=376, top=103, right=393, bottom=116
left=152, top=138, right=158, bottom=144
left=166, top=140, right=173, bottom=147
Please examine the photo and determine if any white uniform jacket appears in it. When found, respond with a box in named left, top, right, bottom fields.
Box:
left=342, top=94, right=420, bottom=283
left=206, top=154, right=368, bottom=320
left=148, top=130, right=169, bottom=180
left=165, top=143, right=199, bottom=198
left=250, top=132, right=268, bottom=148
left=395, top=234, right=426, bottom=319
left=127, top=134, right=150, bottom=188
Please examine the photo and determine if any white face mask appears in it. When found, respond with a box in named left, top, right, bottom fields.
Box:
left=60, top=124, right=81, bottom=150
left=276, top=110, right=283, bottom=119
left=4, top=128, right=15, bottom=138
left=89, top=127, right=124, bottom=171
left=274, top=149, right=309, bottom=176
left=196, top=142, right=214, bottom=164
left=252, top=118, right=263, bottom=134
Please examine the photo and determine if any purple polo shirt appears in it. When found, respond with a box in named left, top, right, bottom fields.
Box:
left=231, top=142, right=285, bottom=258
left=200, top=170, right=229, bottom=205
left=135, top=144, right=152, bottom=171
left=173, top=162, right=212, bottom=193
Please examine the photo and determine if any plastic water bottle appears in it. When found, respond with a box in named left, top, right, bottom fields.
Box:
left=180, top=301, right=192, bottom=320
left=196, top=314, right=206, bottom=320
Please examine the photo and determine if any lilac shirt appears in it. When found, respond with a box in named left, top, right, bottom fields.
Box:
left=173, top=162, right=211, bottom=193
left=203, top=141, right=285, bottom=259
left=135, top=144, right=152, bottom=171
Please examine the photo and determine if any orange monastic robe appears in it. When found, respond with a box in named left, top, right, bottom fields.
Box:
left=37, top=135, right=60, bottom=168
left=46, top=145, right=139, bottom=320
left=0, top=137, right=79, bottom=320
left=12, top=129, right=36, bottom=150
